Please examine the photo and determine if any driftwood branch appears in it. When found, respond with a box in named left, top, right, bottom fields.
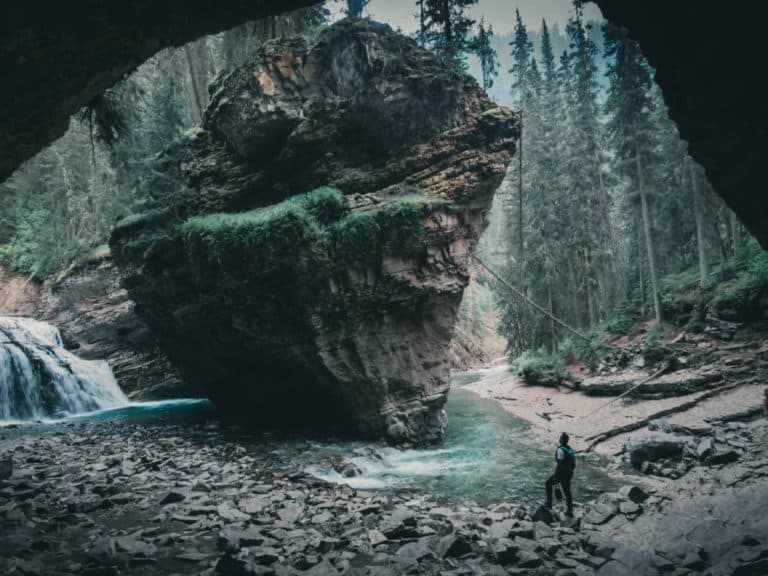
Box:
left=583, top=379, right=753, bottom=452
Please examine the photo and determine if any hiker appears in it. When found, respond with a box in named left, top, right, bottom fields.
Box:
left=541, top=432, right=576, bottom=517
left=763, top=388, right=768, bottom=419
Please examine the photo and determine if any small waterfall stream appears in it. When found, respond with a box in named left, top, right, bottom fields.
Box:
left=0, top=317, right=128, bottom=421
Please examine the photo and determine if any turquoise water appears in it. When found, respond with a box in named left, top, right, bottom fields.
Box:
left=3, top=377, right=615, bottom=507
left=301, top=387, right=614, bottom=506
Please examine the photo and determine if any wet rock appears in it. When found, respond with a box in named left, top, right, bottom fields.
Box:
left=218, top=526, right=265, bottom=551
left=215, top=553, right=274, bottom=575
left=396, top=539, right=435, bottom=561
left=66, top=494, right=104, bottom=513
left=709, top=449, right=740, bottom=465
left=618, top=501, right=641, bottom=519
left=0, top=456, right=12, bottom=480
left=583, top=502, right=617, bottom=526
left=734, top=558, right=768, bottom=576
left=532, top=506, right=555, bottom=524
left=437, top=534, right=473, bottom=558
left=157, top=490, right=185, bottom=505
left=218, top=502, right=251, bottom=522
left=696, top=437, right=714, bottom=460
left=492, top=538, right=519, bottom=564
left=517, top=550, right=544, bottom=568
left=115, top=535, right=156, bottom=557
left=368, top=529, right=387, bottom=546
left=648, top=419, right=673, bottom=433
left=617, top=485, right=649, bottom=504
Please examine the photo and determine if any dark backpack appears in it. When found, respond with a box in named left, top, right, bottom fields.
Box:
left=559, top=445, right=576, bottom=473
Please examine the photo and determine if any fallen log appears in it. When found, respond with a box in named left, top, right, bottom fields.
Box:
left=583, top=379, right=754, bottom=452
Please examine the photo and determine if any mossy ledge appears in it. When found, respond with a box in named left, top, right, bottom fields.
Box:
left=111, top=19, right=518, bottom=445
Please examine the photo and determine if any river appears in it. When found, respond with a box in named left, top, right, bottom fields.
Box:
left=3, top=368, right=615, bottom=507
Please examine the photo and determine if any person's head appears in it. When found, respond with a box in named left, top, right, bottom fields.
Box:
left=560, top=432, right=569, bottom=445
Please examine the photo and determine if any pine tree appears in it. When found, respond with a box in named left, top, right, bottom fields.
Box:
left=563, top=3, right=605, bottom=327
left=422, top=0, right=478, bottom=66
left=604, top=21, right=662, bottom=322
left=509, top=9, right=534, bottom=110
left=346, top=0, right=371, bottom=19
left=473, top=18, right=499, bottom=91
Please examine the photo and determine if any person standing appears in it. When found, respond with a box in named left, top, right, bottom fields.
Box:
left=540, top=432, right=576, bottom=517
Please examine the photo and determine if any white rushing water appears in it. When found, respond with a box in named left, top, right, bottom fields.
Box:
left=0, top=317, right=128, bottom=421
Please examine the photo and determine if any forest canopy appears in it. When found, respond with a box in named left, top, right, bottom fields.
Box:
left=0, top=0, right=765, bottom=366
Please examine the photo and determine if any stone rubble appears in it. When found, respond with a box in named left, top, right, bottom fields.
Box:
left=1, top=414, right=765, bottom=574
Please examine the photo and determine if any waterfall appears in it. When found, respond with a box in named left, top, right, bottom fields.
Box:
left=0, top=317, right=128, bottom=421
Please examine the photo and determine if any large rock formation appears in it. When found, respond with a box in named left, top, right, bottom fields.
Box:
left=111, top=19, right=517, bottom=444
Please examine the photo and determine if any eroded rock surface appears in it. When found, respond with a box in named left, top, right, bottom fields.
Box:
left=111, top=19, right=517, bottom=444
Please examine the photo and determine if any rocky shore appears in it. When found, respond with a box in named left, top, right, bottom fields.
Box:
left=1, top=405, right=766, bottom=575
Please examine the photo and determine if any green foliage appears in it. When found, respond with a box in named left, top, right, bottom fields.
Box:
left=641, top=323, right=670, bottom=363
left=332, top=194, right=443, bottom=261
left=0, top=209, right=57, bottom=280
left=659, top=239, right=768, bottom=324
left=709, top=239, right=768, bottom=315
left=332, top=210, right=380, bottom=261
left=181, top=188, right=339, bottom=269
left=510, top=348, right=564, bottom=385
left=377, top=195, right=440, bottom=241
left=302, top=186, right=347, bottom=224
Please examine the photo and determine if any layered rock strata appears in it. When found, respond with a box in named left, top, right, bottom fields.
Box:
left=111, top=19, right=517, bottom=444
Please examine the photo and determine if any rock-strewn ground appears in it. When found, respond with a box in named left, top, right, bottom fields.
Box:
left=1, top=411, right=766, bottom=575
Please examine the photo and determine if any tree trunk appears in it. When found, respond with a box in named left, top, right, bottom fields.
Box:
left=518, top=109, right=524, bottom=272
left=547, top=282, right=557, bottom=353
left=184, top=40, right=213, bottom=123
left=418, top=0, right=426, bottom=45
left=690, top=160, right=710, bottom=288
left=585, top=247, right=595, bottom=327
left=636, top=142, right=662, bottom=323
left=442, top=0, right=452, bottom=49
left=730, top=210, right=742, bottom=258
left=637, top=220, right=645, bottom=318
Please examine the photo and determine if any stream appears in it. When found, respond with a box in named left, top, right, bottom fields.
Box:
left=2, top=379, right=615, bottom=508
left=1, top=316, right=614, bottom=506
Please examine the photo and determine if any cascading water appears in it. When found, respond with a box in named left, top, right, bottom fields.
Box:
left=0, top=317, right=128, bottom=421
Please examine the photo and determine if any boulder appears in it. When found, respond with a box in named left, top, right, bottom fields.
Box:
left=110, top=19, right=517, bottom=445
left=492, top=538, right=519, bottom=565
left=627, top=432, right=691, bottom=469
left=617, top=485, right=649, bottom=504
left=437, top=534, right=473, bottom=558
left=0, top=456, right=12, bottom=480
left=696, top=437, right=714, bottom=460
